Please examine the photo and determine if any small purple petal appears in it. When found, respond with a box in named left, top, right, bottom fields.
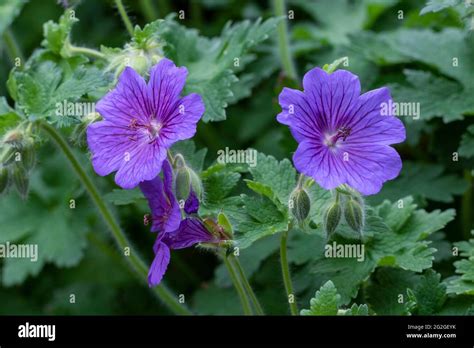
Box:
left=148, top=240, right=170, bottom=287
left=164, top=218, right=214, bottom=250
left=184, top=190, right=199, bottom=214
left=139, top=160, right=181, bottom=234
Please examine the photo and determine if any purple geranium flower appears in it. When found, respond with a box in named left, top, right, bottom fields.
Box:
left=139, top=160, right=218, bottom=286
left=87, top=58, right=205, bottom=189
left=277, top=68, right=406, bottom=195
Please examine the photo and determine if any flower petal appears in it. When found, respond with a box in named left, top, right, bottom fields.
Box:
left=160, top=93, right=205, bottom=146
left=96, top=67, right=151, bottom=125
left=184, top=190, right=199, bottom=214
left=343, top=87, right=406, bottom=145
left=148, top=58, right=188, bottom=121
left=148, top=240, right=170, bottom=287
left=303, top=67, right=361, bottom=132
left=293, top=139, right=345, bottom=191
left=139, top=161, right=181, bottom=234
left=339, top=143, right=402, bottom=195
left=87, top=120, right=136, bottom=177
left=164, top=218, right=214, bottom=250
left=276, top=87, right=323, bottom=142
left=114, top=142, right=166, bottom=189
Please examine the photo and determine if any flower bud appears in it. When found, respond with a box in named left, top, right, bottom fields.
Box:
left=2, top=129, right=24, bottom=147
left=12, top=164, right=29, bottom=199
left=0, top=166, right=9, bottom=194
left=1, top=145, right=16, bottom=165
left=22, top=138, right=36, bottom=172
left=175, top=164, right=202, bottom=202
left=344, top=198, right=364, bottom=234
left=324, top=201, right=342, bottom=238
left=289, top=187, right=311, bottom=224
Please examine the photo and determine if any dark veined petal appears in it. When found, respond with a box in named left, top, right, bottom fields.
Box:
left=338, top=143, right=402, bottom=195
left=302, top=67, right=361, bottom=132
left=148, top=58, right=188, bottom=121
left=293, top=139, right=345, bottom=191
left=96, top=67, right=151, bottom=125
left=148, top=240, right=171, bottom=287
left=159, top=93, right=205, bottom=147
left=276, top=87, right=323, bottom=142
left=114, top=140, right=167, bottom=189
left=87, top=120, right=136, bottom=177
left=342, top=87, right=406, bottom=145
left=184, top=190, right=199, bottom=214
left=164, top=218, right=214, bottom=250
left=139, top=160, right=181, bottom=234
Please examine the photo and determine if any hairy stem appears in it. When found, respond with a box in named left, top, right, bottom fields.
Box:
left=280, top=229, right=298, bottom=315
left=2, top=28, right=24, bottom=66
left=230, top=254, right=265, bottom=315
left=223, top=252, right=253, bottom=315
left=69, top=45, right=105, bottom=59
left=40, top=122, right=191, bottom=315
left=273, top=0, right=297, bottom=80
left=114, top=0, right=134, bottom=36
left=139, top=0, right=158, bottom=22
left=462, top=169, right=473, bottom=238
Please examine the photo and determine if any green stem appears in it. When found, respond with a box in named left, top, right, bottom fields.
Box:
left=69, top=45, right=105, bottom=60
left=223, top=252, right=253, bottom=315
left=462, top=169, right=473, bottom=238
left=139, top=0, right=158, bottom=22
left=280, top=229, right=298, bottom=315
left=2, top=28, right=24, bottom=67
left=230, top=254, right=264, bottom=315
left=40, top=122, right=191, bottom=315
left=115, top=0, right=134, bottom=36
left=273, top=0, right=297, bottom=80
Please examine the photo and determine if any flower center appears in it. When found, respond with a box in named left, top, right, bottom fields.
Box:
left=324, top=126, right=351, bottom=148
left=128, top=118, right=163, bottom=143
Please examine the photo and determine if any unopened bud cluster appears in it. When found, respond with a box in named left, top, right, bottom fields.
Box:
left=323, top=186, right=365, bottom=239
left=174, top=154, right=203, bottom=201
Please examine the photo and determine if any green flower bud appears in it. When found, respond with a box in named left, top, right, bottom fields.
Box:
left=289, top=187, right=311, bottom=224
left=324, top=201, right=342, bottom=238
left=344, top=198, right=364, bottom=234
left=22, top=138, right=36, bottom=172
left=12, top=164, right=29, bottom=199
left=174, top=154, right=203, bottom=201
left=1, top=145, right=16, bottom=165
left=2, top=129, right=24, bottom=147
left=0, top=166, right=9, bottom=194
left=175, top=166, right=191, bottom=201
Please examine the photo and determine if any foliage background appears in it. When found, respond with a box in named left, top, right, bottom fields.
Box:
left=0, top=0, right=473, bottom=315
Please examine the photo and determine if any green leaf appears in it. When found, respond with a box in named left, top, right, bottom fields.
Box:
left=0, top=151, right=88, bottom=286
left=459, top=124, right=474, bottom=158
left=409, top=270, right=447, bottom=315
left=446, top=231, right=474, bottom=295
left=300, top=280, right=340, bottom=315
left=300, top=280, right=368, bottom=316
left=420, top=0, right=460, bottom=15
left=42, top=9, right=78, bottom=57
left=0, top=0, right=26, bottom=36
left=161, top=17, right=280, bottom=122
left=248, top=152, right=296, bottom=206
left=0, top=97, right=21, bottom=136
left=390, top=70, right=474, bottom=123
left=10, top=60, right=107, bottom=126
left=369, top=161, right=469, bottom=204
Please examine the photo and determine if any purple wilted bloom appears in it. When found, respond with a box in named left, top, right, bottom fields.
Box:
left=277, top=68, right=405, bottom=195
left=140, top=161, right=218, bottom=286
left=87, top=58, right=205, bottom=189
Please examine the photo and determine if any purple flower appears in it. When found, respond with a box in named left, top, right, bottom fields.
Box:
left=277, top=68, right=405, bottom=195
left=140, top=160, right=217, bottom=286
left=87, top=58, right=205, bottom=189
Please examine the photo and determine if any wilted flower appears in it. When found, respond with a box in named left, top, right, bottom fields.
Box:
left=277, top=68, right=405, bottom=195
left=87, top=58, right=205, bottom=189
